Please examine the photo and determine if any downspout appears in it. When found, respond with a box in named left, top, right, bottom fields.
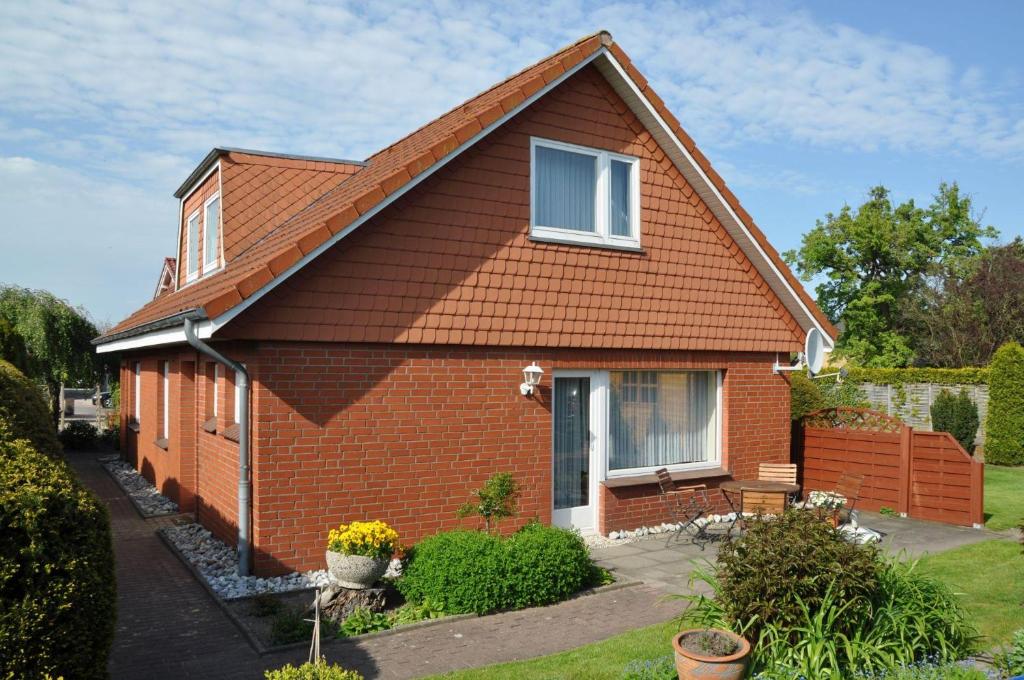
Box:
left=183, top=318, right=252, bottom=577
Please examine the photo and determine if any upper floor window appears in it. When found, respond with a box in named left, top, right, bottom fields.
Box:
left=186, top=211, right=200, bottom=281
left=530, top=138, right=640, bottom=249
left=203, top=194, right=221, bottom=272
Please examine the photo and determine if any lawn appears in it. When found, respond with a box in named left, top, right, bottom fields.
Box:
left=916, top=538, right=1024, bottom=645
left=984, top=464, right=1024, bottom=531
left=429, top=538, right=1024, bottom=679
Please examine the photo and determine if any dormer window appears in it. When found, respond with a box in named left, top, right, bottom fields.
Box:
left=186, top=211, right=200, bottom=282
left=204, top=193, right=221, bottom=272
left=530, top=137, right=641, bottom=249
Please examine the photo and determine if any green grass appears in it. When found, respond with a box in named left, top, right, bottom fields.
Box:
left=426, top=620, right=677, bottom=679
left=916, top=539, right=1024, bottom=644
left=985, top=465, right=1024, bottom=531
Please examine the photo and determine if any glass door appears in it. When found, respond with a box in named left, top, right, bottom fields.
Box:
left=552, top=374, right=599, bottom=531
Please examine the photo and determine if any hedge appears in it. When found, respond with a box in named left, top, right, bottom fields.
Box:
left=985, top=342, right=1024, bottom=466
left=397, top=523, right=594, bottom=615
left=845, top=366, right=990, bottom=386
left=0, top=359, right=60, bottom=457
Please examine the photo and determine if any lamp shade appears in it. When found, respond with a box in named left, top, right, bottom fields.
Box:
left=522, top=362, right=543, bottom=387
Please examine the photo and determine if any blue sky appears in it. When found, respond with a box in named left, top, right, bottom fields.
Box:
left=1, top=0, right=1021, bottom=328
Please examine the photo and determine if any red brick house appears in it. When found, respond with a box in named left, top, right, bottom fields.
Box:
left=95, top=31, right=837, bottom=577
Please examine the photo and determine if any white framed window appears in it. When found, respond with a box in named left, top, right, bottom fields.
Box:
left=233, top=366, right=245, bottom=424
left=186, top=210, right=200, bottom=281
left=203, top=193, right=221, bottom=272
left=133, top=361, right=141, bottom=422
left=213, top=364, right=220, bottom=418
left=606, top=370, right=721, bottom=476
left=161, top=361, right=170, bottom=440
left=530, top=137, right=641, bottom=249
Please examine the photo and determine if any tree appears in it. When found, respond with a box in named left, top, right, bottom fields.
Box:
left=0, top=286, right=98, bottom=421
left=986, top=341, right=1024, bottom=466
left=784, top=183, right=997, bottom=367
left=903, top=238, right=1024, bottom=367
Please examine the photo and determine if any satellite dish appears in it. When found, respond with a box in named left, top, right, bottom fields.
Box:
left=805, top=328, right=825, bottom=376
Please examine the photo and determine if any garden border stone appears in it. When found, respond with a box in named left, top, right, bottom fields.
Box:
left=156, top=528, right=641, bottom=655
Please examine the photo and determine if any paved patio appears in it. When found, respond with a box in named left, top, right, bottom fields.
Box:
left=591, top=510, right=1000, bottom=594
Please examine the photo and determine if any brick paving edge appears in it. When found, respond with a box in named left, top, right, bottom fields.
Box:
left=156, top=526, right=644, bottom=657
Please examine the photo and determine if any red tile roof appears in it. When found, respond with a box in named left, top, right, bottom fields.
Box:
left=98, top=30, right=836, bottom=343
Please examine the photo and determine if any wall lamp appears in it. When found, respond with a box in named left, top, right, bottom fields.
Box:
left=520, top=362, right=544, bottom=396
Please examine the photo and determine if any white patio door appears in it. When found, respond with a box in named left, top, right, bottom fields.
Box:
left=552, top=372, right=604, bottom=533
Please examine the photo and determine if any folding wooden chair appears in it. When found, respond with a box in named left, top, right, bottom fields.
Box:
left=655, top=468, right=714, bottom=548
left=758, top=463, right=799, bottom=503
left=740, top=489, right=787, bottom=516
left=835, top=472, right=865, bottom=524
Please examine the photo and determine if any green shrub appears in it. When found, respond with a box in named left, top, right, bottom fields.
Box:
left=337, top=606, right=391, bottom=637
left=456, top=472, right=519, bottom=532
left=930, top=389, right=980, bottom=452
left=712, top=509, right=879, bottom=643
left=59, top=420, right=99, bottom=450
left=0, top=437, right=116, bottom=679
left=504, top=522, right=592, bottom=608
left=994, top=628, right=1024, bottom=677
left=681, top=513, right=977, bottom=678
left=0, top=359, right=60, bottom=456
left=986, top=341, right=1024, bottom=465
left=397, top=524, right=598, bottom=615
left=397, top=529, right=506, bottom=614
left=264, top=659, right=363, bottom=680
left=99, top=423, right=120, bottom=450
left=790, top=372, right=825, bottom=420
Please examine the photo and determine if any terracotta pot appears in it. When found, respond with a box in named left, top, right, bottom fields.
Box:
left=325, top=551, right=388, bottom=589
left=672, top=628, right=751, bottom=680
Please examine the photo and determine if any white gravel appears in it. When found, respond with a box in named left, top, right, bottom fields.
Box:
left=101, top=458, right=179, bottom=516
left=163, top=523, right=332, bottom=600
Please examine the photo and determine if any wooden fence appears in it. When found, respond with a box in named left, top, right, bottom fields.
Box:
left=797, top=407, right=984, bottom=528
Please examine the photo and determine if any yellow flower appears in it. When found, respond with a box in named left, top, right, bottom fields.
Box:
left=326, top=520, right=399, bottom=559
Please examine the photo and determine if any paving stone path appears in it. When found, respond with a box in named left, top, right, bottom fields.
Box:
left=69, top=452, right=682, bottom=679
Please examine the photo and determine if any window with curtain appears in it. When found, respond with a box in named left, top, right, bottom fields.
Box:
left=204, top=195, right=220, bottom=271
left=531, top=138, right=639, bottom=247
left=186, top=211, right=200, bottom=280
left=609, top=371, right=717, bottom=471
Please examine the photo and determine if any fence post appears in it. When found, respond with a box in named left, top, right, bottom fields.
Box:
left=970, top=459, right=985, bottom=529
left=898, top=425, right=912, bottom=517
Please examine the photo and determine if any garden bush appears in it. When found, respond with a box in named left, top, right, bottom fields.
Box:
left=930, top=389, right=980, bottom=452
left=59, top=420, right=99, bottom=450
left=398, top=523, right=597, bottom=615
left=681, top=511, right=977, bottom=678
left=0, top=436, right=116, bottom=679
left=264, top=659, right=363, bottom=680
left=0, top=358, right=60, bottom=456
left=790, top=372, right=825, bottom=420
left=986, top=341, right=1024, bottom=465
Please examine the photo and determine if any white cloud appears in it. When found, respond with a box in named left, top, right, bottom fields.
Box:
left=0, top=0, right=1022, bottom=321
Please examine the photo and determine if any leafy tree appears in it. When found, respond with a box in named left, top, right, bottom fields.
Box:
left=456, top=472, right=519, bottom=533
left=905, top=238, right=1024, bottom=367
left=0, top=286, right=98, bottom=421
left=784, top=183, right=997, bottom=367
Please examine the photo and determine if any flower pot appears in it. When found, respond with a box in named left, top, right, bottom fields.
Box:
left=325, top=551, right=388, bottom=590
left=672, top=628, right=750, bottom=680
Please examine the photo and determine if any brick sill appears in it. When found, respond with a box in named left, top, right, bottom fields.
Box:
left=127, top=421, right=140, bottom=433
left=201, top=417, right=217, bottom=434
left=222, top=424, right=240, bottom=443
left=154, top=438, right=168, bottom=451
left=602, top=466, right=730, bottom=489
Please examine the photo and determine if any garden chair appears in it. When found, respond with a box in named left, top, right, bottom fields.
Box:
left=655, top=467, right=714, bottom=548
left=758, top=463, right=799, bottom=503
left=739, top=489, right=787, bottom=530
left=834, top=472, right=865, bottom=524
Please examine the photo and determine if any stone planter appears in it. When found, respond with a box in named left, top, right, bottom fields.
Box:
left=325, top=551, right=388, bottom=590
left=672, top=628, right=750, bottom=680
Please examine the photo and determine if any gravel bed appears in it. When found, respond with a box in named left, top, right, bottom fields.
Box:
left=101, top=458, right=179, bottom=516
left=163, top=523, right=332, bottom=599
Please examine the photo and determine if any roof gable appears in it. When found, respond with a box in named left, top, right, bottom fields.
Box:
left=96, top=31, right=835, bottom=350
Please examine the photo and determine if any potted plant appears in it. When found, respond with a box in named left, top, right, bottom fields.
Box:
left=325, top=520, right=399, bottom=589
left=806, top=490, right=847, bottom=527
left=671, top=628, right=750, bottom=680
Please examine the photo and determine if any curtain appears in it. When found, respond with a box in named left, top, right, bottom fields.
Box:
left=188, top=216, right=199, bottom=276
left=610, top=160, right=631, bottom=236
left=204, top=196, right=220, bottom=266
left=553, top=377, right=590, bottom=509
left=535, top=145, right=596, bottom=232
left=609, top=371, right=716, bottom=470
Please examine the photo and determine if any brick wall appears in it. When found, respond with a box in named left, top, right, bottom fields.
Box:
left=250, top=343, right=790, bottom=575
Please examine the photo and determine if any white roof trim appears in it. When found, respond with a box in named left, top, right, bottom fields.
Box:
left=95, top=319, right=215, bottom=353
